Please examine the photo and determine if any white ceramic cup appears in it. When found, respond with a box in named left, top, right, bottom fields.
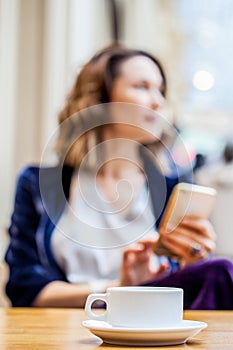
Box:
left=85, top=286, right=183, bottom=328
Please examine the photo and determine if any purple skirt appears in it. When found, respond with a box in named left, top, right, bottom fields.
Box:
left=144, top=258, right=233, bottom=310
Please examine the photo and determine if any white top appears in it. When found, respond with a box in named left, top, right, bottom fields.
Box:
left=51, top=169, right=158, bottom=288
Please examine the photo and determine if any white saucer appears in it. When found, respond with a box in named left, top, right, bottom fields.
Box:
left=82, top=319, right=207, bottom=346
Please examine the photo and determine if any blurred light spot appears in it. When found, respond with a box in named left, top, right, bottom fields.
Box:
left=192, top=70, right=215, bottom=91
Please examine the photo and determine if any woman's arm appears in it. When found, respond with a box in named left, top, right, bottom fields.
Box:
left=33, top=280, right=119, bottom=308
left=33, top=281, right=89, bottom=307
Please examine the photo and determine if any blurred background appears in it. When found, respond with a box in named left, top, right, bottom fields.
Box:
left=1, top=0, right=233, bottom=266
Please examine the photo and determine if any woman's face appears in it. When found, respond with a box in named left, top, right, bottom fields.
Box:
left=108, top=55, right=166, bottom=143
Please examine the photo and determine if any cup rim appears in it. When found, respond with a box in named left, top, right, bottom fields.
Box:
left=106, top=286, right=183, bottom=293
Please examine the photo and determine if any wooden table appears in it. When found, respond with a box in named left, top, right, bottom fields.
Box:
left=0, top=308, right=232, bottom=349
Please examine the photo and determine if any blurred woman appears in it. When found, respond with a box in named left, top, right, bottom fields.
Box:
left=5, top=45, right=233, bottom=309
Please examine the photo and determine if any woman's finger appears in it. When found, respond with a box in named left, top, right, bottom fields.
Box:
left=181, top=216, right=217, bottom=240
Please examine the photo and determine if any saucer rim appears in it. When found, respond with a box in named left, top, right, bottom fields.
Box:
left=82, top=319, right=208, bottom=332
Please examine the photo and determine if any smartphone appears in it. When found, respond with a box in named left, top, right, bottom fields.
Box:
left=154, top=182, right=217, bottom=257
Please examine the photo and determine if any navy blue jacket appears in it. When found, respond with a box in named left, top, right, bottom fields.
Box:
left=5, top=153, right=191, bottom=306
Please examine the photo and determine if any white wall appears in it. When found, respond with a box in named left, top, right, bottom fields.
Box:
left=0, top=0, right=20, bottom=258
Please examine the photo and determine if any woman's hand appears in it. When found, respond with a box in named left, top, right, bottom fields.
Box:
left=120, top=234, right=169, bottom=286
left=159, top=215, right=217, bottom=266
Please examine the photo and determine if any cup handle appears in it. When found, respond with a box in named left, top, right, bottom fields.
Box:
left=85, top=293, right=108, bottom=321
